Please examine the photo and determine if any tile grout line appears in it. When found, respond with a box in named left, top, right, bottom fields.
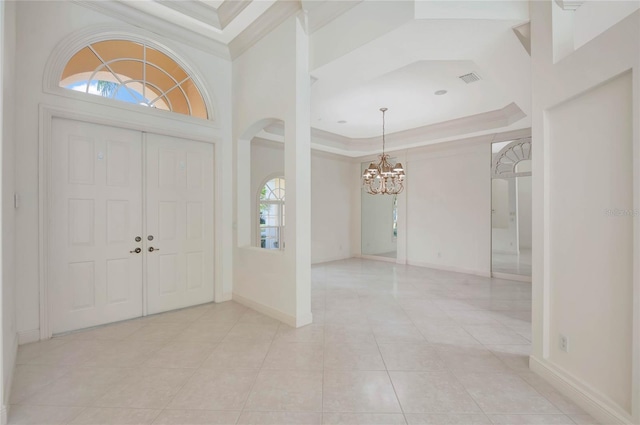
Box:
left=151, top=305, right=243, bottom=424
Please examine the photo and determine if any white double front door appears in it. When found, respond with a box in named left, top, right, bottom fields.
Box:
left=50, top=118, right=214, bottom=334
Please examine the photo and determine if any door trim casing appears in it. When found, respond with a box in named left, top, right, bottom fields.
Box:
left=39, top=102, right=222, bottom=339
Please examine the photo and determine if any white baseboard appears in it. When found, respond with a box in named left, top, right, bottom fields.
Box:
left=18, top=329, right=41, bottom=345
left=529, top=355, right=633, bottom=425
left=232, top=293, right=298, bottom=327
left=406, top=260, right=491, bottom=277
left=311, top=254, right=352, bottom=265
left=360, top=254, right=397, bottom=263
left=491, top=271, right=532, bottom=283
left=217, top=292, right=233, bottom=303
left=296, top=311, right=313, bottom=327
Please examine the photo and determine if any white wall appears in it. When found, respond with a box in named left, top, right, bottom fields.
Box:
left=311, top=151, right=354, bottom=263
left=549, top=72, right=633, bottom=413
left=405, top=144, right=492, bottom=275
left=573, top=1, right=640, bottom=50
left=1, top=0, right=17, bottom=416
left=13, top=1, right=233, bottom=341
left=233, top=13, right=312, bottom=327
left=531, top=3, right=639, bottom=424
left=250, top=139, right=353, bottom=265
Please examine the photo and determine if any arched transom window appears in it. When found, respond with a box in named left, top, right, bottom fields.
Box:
left=60, top=40, right=208, bottom=119
left=259, top=177, right=285, bottom=250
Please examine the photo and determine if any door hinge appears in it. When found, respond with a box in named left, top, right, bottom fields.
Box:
left=14, top=192, right=19, bottom=209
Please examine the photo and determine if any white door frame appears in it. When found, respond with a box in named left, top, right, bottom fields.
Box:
left=39, top=101, right=223, bottom=339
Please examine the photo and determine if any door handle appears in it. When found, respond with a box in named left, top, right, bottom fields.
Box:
left=130, top=247, right=142, bottom=254
left=148, top=247, right=159, bottom=252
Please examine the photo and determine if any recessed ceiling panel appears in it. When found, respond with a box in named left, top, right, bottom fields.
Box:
left=312, top=60, right=511, bottom=138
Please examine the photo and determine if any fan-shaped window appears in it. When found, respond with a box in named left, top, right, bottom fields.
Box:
left=60, top=40, right=208, bottom=119
left=259, top=177, right=285, bottom=250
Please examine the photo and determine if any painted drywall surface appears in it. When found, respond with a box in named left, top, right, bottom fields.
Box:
left=233, top=15, right=312, bottom=325
left=1, top=0, right=17, bottom=410
left=531, top=3, right=639, bottom=422
left=406, top=146, right=491, bottom=275
left=309, top=151, right=353, bottom=263
left=573, top=1, right=640, bottom=50
left=13, top=1, right=233, bottom=337
left=549, top=72, right=633, bottom=413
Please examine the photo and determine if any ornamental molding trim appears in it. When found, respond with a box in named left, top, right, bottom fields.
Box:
left=492, top=137, right=532, bottom=178
left=260, top=102, right=527, bottom=157
left=74, top=0, right=230, bottom=58
left=554, top=0, right=585, bottom=11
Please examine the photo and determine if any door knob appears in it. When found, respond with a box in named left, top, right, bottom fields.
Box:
left=147, top=235, right=154, bottom=241
left=148, top=247, right=159, bottom=252
left=129, top=247, right=142, bottom=254
left=135, top=236, right=142, bottom=242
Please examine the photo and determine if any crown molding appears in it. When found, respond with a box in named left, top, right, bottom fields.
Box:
left=261, top=102, right=527, bottom=157
left=229, top=0, right=302, bottom=60
left=74, top=0, right=231, bottom=59
left=303, top=0, right=363, bottom=34
left=218, top=0, right=254, bottom=29
left=155, top=0, right=222, bottom=30
left=554, top=0, right=585, bottom=11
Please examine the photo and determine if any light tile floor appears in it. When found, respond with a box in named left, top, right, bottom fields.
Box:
left=10, top=259, right=597, bottom=425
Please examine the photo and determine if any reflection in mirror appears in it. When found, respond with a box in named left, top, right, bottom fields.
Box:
left=491, top=142, right=532, bottom=277
left=361, top=161, right=397, bottom=258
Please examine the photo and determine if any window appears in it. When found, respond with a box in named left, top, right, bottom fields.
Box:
left=60, top=40, right=208, bottom=119
left=259, top=177, right=285, bottom=250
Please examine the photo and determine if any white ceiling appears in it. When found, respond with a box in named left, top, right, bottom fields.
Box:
left=86, top=0, right=533, bottom=154
left=309, top=6, right=532, bottom=142
left=312, top=59, right=512, bottom=138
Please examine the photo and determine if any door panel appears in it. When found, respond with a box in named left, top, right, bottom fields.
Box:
left=145, top=133, right=214, bottom=314
left=51, top=119, right=144, bottom=334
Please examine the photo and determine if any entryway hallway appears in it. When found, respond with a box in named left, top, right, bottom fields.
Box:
left=8, top=259, right=596, bottom=424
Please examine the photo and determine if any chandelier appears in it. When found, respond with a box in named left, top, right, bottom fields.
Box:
left=362, top=108, right=405, bottom=195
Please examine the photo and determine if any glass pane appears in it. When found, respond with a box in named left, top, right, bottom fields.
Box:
left=145, top=63, right=178, bottom=96
left=261, top=227, right=280, bottom=250
left=146, top=45, right=188, bottom=82
left=107, top=59, right=143, bottom=86
left=181, top=78, right=208, bottom=119
left=91, top=40, right=143, bottom=63
left=165, top=83, right=190, bottom=116
left=61, top=47, right=102, bottom=84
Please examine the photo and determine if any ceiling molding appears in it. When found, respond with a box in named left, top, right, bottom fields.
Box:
left=303, top=0, right=363, bottom=34
left=155, top=0, right=222, bottom=29
left=74, top=0, right=230, bottom=59
left=218, top=0, right=254, bottom=29
left=512, top=22, right=531, bottom=56
left=260, top=103, right=527, bottom=157
left=554, top=0, right=585, bottom=11
left=229, top=0, right=302, bottom=60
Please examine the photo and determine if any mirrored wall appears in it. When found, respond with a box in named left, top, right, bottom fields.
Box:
left=361, top=161, right=398, bottom=258
left=491, top=140, right=532, bottom=278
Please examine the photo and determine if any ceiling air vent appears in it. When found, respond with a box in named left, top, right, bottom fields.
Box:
left=459, top=72, right=481, bottom=84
